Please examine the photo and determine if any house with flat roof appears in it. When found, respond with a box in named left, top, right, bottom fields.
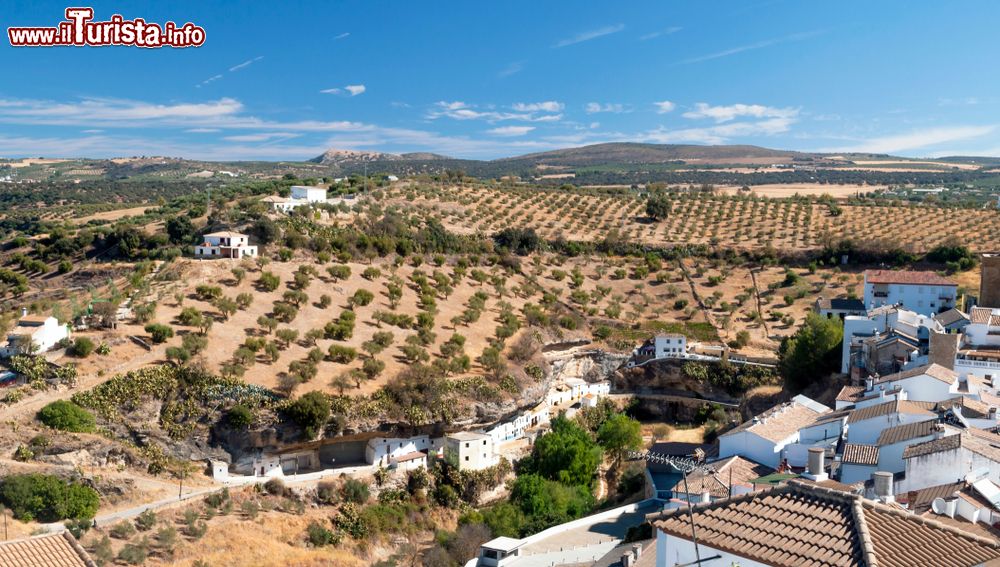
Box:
left=194, top=231, right=257, bottom=259
left=815, top=296, right=866, bottom=320
left=476, top=537, right=524, bottom=567
left=444, top=431, right=497, bottom=471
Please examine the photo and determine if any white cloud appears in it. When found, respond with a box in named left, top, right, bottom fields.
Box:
left=498, top=62, right=523, bottom=78
left=826, top=125, right=996, bottom=154
left=0, top=96, right=369, bottom=132
left=639, top=26, right=681, bottom=41
left=553, top=23, right=625, bottom=48
left=638, top=117, right=797, bottom=145
left=427, top=101, right=562, bottom=123
left=196, top=74, right=223, bottom=88
left=186, top=128, right=220, bottom=133
left=512, top=101, right=564, bottom=112
left=653, top=101, right=676, bottom=114
left=223, top=132, right=300, bottom=142
left=682, top=102, right=798, bottom=123
left=679, top=30, right=824, bottom=64
left=334, top=32, right=350, bottom=40
left=487, top=126, right=535, bottom=136
left=320, top=84, right=366, bottom=96
left=585, top=102, right=629, bottom=114
left=229, top=56, right=264, bottom=72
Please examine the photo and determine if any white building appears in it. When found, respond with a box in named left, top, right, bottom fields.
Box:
left=2, top=313, right=69, bottom=356
left=955, top=306, right=1000, bottom=380
left=845, top=399, right=937, bottom=445
left=391, top=451, right=427, bottom=471
left=633, top=334, right=687, bottom=360
left=263, top=186, right=329, bottom=212
left=194, top=231, right=258, bottom=259
left=652, top=480, right=1000, bottom=567
left=365, top=435, right=435, bottom=467
left=862, top=269, right=957, bottom=316
left=900, top=427, right=1000, bottom=493
left=841, top=306, right=942, bottom=374
left=815, top=297, right=866, bottom=320
left=444, top=431, right=497, bottom=471
left=291, top=185, right=328, bottom=202
left=476, top=537, right=524, bottom=567
left=838, top=443, right=880, bottom=484
left=865, top=363, right=962, bottom=403
left=718, top=395, right=830, bottom=469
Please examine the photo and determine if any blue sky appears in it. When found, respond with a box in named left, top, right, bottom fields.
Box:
left=1, top=0, right=999, bottom=160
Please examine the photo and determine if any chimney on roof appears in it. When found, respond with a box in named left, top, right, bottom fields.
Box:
left=700, top=491, right=711, bottom=504
left=933, top=423, right=946, bottom=440
left=804, top=447, right=828, bottom=482
left=20, top=307, right=27, bottom=317
left=873, top=471, right=894, bottom=504
left=865, top=376, right=874, bottom=391
left=990, top=407, right=997, bottom=421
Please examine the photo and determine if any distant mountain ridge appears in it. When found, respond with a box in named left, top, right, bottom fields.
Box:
left=309, top=149, right=451, bottom=165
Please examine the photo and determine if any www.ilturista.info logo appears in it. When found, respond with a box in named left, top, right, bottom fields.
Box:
left=8, top=7, right=205, bottom=48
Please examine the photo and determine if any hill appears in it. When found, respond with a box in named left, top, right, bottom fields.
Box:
left=502, top=142, right=813, bottom=166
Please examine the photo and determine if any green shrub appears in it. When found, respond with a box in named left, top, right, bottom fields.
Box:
left=0, top=474, right=99, bottom=521
left=340, top=478, right=370, bottom=504
left=227, top=405, right=254, bottom=428
left=144, top=323, right=174, bottom=343
left=37, top=400, right=95, bottom=432
left=70, top=337, right=95, bottom=357
left=306, top=520, right=338, bottom=546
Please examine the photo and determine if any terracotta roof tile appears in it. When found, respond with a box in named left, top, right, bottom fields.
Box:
left=865, top=269, right=957, bottom=286
left=971, top=307, right=995, bottom=325
left=873, top=363, right=958, bottom=386
left=847, top=399, right=936, bottom=424
left=675, top=456, right=775, bottom=498
left=876, top=420, right=939, bottom=446
left=652, top=482, right=1000, bottom=567
left=842, top=443, right=880, bottom=466
left=722, top=399, right=829, bottom=443
left=0, top=532, right=95, bottom=567
left=904, top=429, right=1000, bottom=462
left=835, top=385, right=865, bottom=403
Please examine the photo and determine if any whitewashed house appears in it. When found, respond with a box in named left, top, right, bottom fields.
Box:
left=844, top=399, right=937, bottom=445
left=391, top=451, right=427, bottom=471
left=365, top=435, right=435, bottom=467
left=900, top=427, right=1000, bottom=493
left=955, top=306, right=1000, bottom=380
left=444, top=431, right=497, bottom=471
left=718, top=395, right=830, bottom=469
left=264, top=185, right=329, bottom=212
left=633, top=334, right=687, bottom=360
left=874, top=420, right=955, bottom=476
left=652, top=480, right=1000, bottom=567
left=838, top=443, right=880, bottom=484
left=2, top=312, right=69, bottom=356
left=865, top=363, right=961, bottom=403
left=862, top=270, right=957, bottom=316
left=194, top=231, right=257, bottom=259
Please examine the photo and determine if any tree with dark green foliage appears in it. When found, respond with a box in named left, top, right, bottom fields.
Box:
left=523, top=415, right=602, bottom=489
left=778, top=312, right=843, bottom=391
left=0, top=473, right=99, bottom=521
left=597, top=414, right=642, bottom=473
left=285, top=391, right=330, bottom=439
left=645, top=194, right=671, bottom=221
left=144, top=323, right=174, bottom=343
left=37, top=400, right=95, bottom=432
left=70, top=337, right=95, bottom=358
left=166, top=216, right=194, bottom=244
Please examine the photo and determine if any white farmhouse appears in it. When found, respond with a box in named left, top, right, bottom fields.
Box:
left=194, top=231, right=258, bottom=259
left=633, top=334, right=687, bottom=360
left=2, top=312, right=69, bottom=356
left=290, top=185, right=328, bottom=202
left=444, top=431, right=497, bottom=471
left=718, top=394, right=830, bottom=469
left=862, top=269, right=957, bottom=316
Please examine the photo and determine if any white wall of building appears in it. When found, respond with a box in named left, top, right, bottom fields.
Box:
left=656, top=532, right=769, bottom=567
left=863, top=279, right=956, bottom=316
left=839, top=462, right=877, bottom=484
left=291, top=185, right=328, bottom=202
left=847, top=414, right=934, bottom=445
left=365, top=435, right=432, bottom=466
left=718, top=431, right=787, bottom=470
left=901, top=446, right=1000, bottom=493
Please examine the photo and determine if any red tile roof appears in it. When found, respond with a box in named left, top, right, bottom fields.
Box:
left=842, top=443, right=880, bottom=466
left=865, top=269, right=957, bottom=286
left=652, top=481, right=1000, bottom=567
left=0, top=532, right=95, bottom=567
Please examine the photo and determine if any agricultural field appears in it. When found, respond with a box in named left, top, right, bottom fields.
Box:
left=377, top=182, right=1000, bottom=253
